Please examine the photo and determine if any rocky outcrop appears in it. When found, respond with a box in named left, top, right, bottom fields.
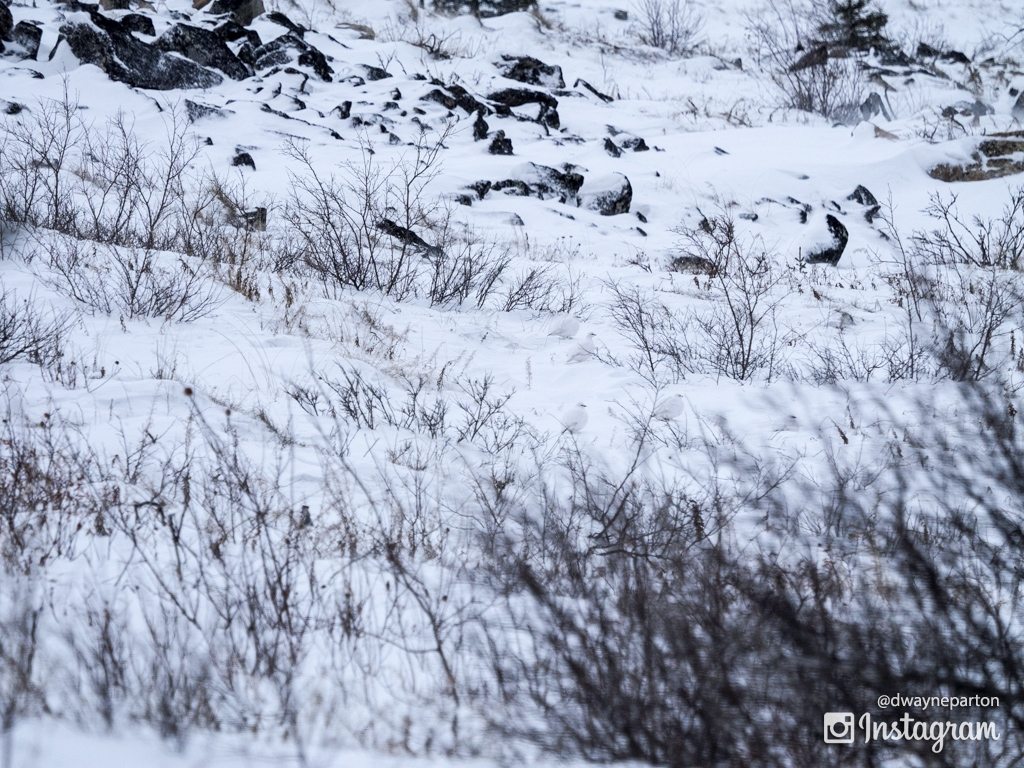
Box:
left=12, top=21, right=41, bottom=59
left=492, top=162, right=584, bottom=204
left=156, top=23, right=251, bottom=80
left=805, top=214, right=848, bottom=266
left=929, top=131, right=1024, bottom=182
left=488, top=87, right=559, bottom=129
left=58, top=12, right=224, bottom=90
left=488, top=130, right=513, bottom=155
left=433, top=0, right=536, bottom=17
left=496, top=55, right=564, bottom=88
left=207, top=0, right=265, bottom=26
left=251, top=34, right=333, bottom=81
left=580, top=172, right=631, bottom=215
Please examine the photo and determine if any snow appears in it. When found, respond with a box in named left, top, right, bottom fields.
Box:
left=1, top=0, right=1022, bottom=762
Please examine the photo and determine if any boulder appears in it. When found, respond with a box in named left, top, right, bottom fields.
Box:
left=472, top=111, right=488, bottom=140
left=12, top=21, right=41, bottom=59
left=58, top=15, right=223, bottom=90
left=488, top=87, right=559, bottom=128
left=184, top=99, right=232, bottom=122
left=805, top=214, right=848, bottom=266
left=488, top=130, right=513, bottom=155
left=580, top=172, right=632, bottom=215
left=1012, top=92, right=1024, bottom=122
left=491, top=162, right=584, bottom=204
left=847, top=185, right=877, bottom=207
left=603, top=137, right=621, bottom=157
left=207, top=0, right=265, bottom=26
left=433, top=0, right=536, bottom=17
left=121, top=13, right=155, bottom=36
left=0, top=3, right=13, bottom=41
left=496, top=54, right=564, bottom=88
left=421, top=85, right=487, bottom=115
left=252, top=34, right=332, bottom=81
left=156, top=24, right=250, bottom=80
left=232, top=151, right=255, bottom=169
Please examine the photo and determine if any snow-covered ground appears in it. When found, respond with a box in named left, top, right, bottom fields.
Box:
left=1, top=0, right=1022, bottom=763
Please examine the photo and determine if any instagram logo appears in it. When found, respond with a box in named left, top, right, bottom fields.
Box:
left=823, top=712, right=855, bottom=744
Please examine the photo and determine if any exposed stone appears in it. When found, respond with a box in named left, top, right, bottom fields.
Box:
left=603, top=137, right=622, bottom=157
left=0, top=3, right=13, bottom=41
left=120, top=13, right=155, bottom=36
left=12, top=21, right=41, bottom=59
left=580, top=172, right=631, bottom=215
left=472, top=111, right=488, bottom=140
left=573, top=78, right=613, bottom=102
left=58, top=15, right=223, bottom=90
left=361, top=63, right=391, bottom=81
left=847, top=185, right=878, bottom=207
left=156, top=23, right=250, bottom=80
left=492, top=162, right=583, bottom=204
left=252, top=34, right=332, bottom=81
left=232, top=151, right=255, bottom=169
left=805, top=214, right=848, bottom=266
left=184, top=99, right=231, bottom=122
left=488, top=130, right=513, bottom=155
left=208, top=0, right=265, bottom=26
left=433, top=0, right=536, bottom=17
left=496, top=54, right=564, bottom=88
left=488, top=87, right=559, bottom=128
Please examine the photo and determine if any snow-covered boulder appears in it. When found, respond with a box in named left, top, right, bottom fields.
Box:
left=580, top=172, right=632, bottom=216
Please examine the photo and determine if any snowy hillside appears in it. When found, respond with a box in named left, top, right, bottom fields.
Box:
left=1, top=0, right=1023, bottom=764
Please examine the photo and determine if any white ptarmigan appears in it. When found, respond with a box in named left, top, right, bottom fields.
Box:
left=566, top=332, right=597, bottom=363
left=547, top=314, right=580, bottom=339
left=652, top=395, right=685, bottom=421
left=559, top=402, right=589, bottom=434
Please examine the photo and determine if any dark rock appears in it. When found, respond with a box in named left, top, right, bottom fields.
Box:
left=580, top=172, right=631, bottom=215
left=488, top=130, right=513, bottom=155
left=361, top=64, right=391, bottom=81
left=433, top=0, right=536, bottom=17
left=805, top=214, right=848, bottom=266
left=621, top=136, right=648, bottom=151
left=492, top=162, right=583, bottom=204
left=1, top=3, right=14, bottom=41
left=468, top=180, right=492, bottom=199
left=603, top=137, right=622, bottom=157
left=422, top=85, right=487, bottom=115
left=916, top=41, right=940, bottom=59
left=636, top=211, right=647, bottom=223
left=213, top=20, right=261, bottom=46
left=496, top=54, right=564, bottom=88
left=573, top=78, right=613, bottom=102
left=253, top=34, right=332, bottom=81
left=333, top=100, right=351, bottom=119
left=58, top=17, right=223, bottom=90
left=232, top=151, right=256, bottom=169
left=120, top=13, right=155, bottom=36
left=389, top=88, right=401, bottom=100
left=670, top=255, right=718, bottom=275
left=1014, top=92, right=1024, bottom=122
left=11, top=21, right=41, bottom=59
left=472, top=111, right=488, bottom=140
left=860, top=92, right=891, bottom=121
left=613, top=9, right=628, bottom=20
left=185, top=99, right=230, bottom=122
left=847, top=184, right=877, bottom=207
left=156, top=24, right=250, bottom=80
left=714, top=146, right=729, bottom=155
left=488, top=87, right=559, bottom=128
left=942, top=49, right=970, bottom=65
left=208, top=0, right=265, bottom=26
left=264, top=11, right=304, bottom=36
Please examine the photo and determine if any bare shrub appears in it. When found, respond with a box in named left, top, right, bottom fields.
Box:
left=0, top=288, right=71, bottom=367
left=748, top=0, right=866, bottom=120
left=37, top=235, right=221, bottom=322
left=674, top=212, right=794, bottom=381
left=633, top=0, right=704, bottom=55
